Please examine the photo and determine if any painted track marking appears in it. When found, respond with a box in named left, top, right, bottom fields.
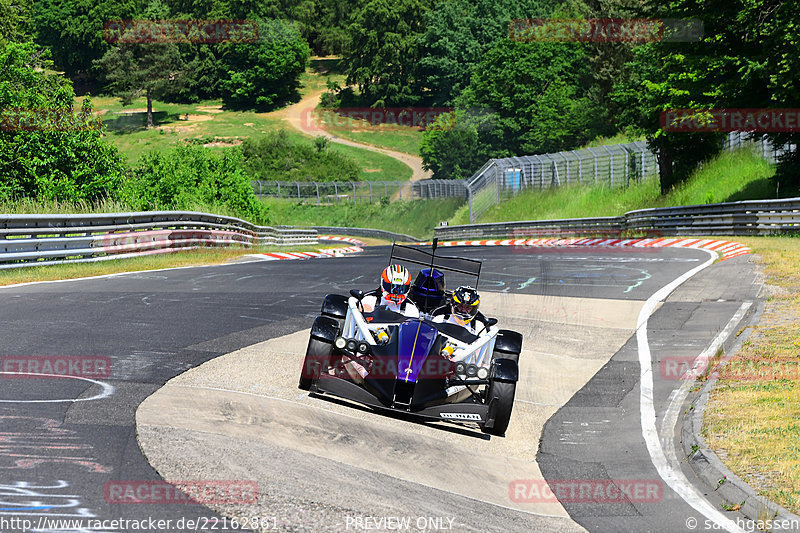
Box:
left=636, top=249, right=747, bottom=532
left=0, top=372, right=114, bottom=403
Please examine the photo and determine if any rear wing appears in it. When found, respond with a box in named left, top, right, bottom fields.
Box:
left=389, top=243, right=482, bottom=287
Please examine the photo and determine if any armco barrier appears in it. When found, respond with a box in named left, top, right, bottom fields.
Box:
left=0, top=211, right=317, bottom=269
left=435, top=198, right=800, bottom=240
left=312, top=226, right=421, bottom=243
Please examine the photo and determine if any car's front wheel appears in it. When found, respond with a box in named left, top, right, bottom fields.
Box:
left=482, top=379, right=516, bottom=436
left=298, top=337, right=334, bottom=390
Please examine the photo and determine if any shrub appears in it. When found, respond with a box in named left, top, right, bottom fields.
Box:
left=241, top=130, right=359, bottom=182
left=120, top=144, right=268, bottom=223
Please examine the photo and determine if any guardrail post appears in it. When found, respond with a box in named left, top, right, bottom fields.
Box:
left=383, top=181, right=388, bottom=198
left=295, top=181, right=300, bottom=201
left=369, top=182, right=373, bottom=203
left=315, top=182, right=320, bottom=205
left=334, top=182, right=338, bottom=204
left=352, top=181, right=356, bottom=204
left=276, top=181, right=281, bottom=198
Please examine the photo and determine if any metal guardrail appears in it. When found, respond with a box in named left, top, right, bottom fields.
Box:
left=434, top=198, right=800, bottom=239
left=0, top=211, right=318, bottom=269
left=312, top=226, right=422, bottom=243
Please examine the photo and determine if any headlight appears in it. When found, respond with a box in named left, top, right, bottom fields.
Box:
left=466, top=364, right=478, bottom=377
left=477, top=366, right=489, bottom=380
left=334, top=337, right=347, bottom=350
left=357, top=342, right=370, bottom=354
left=346, top=339, right=357, bottom=352
left=455, top=362, right=466, bottom=376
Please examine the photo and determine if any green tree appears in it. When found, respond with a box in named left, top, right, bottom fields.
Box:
left=94, top=0, right=184, bottom=128
left=456, top=39, right=602, bottom=156
left=0, top=41, right=125, bottom=202
left=218, top=18, right=310, bottom=110
left=0, top=0, right=32, bottom=42
left=32, top=0, right=147, bottom=91
left=417, top=0, right=556, bottom=106
left=419, top=111, right=494, bottom=180
left=344, top=0, right=434, bottom=107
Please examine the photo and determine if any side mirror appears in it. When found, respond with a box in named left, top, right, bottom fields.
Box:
left=486, top=317, right=498, bottom=328
left=350, top=289, right=365, bottom=300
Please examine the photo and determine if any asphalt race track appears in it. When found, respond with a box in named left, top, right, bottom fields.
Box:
left=0, top=245, right=760, bottom=533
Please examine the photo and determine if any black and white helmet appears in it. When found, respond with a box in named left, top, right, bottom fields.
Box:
left=450, top=286, right=480, bottom=323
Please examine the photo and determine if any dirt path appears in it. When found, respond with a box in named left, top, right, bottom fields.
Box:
left=277, top=90, right=431, bottom=196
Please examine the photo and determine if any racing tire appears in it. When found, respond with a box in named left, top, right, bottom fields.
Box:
left=482, top=379, right=516, bottom=436
left=299, top=337, right=334, bottom=391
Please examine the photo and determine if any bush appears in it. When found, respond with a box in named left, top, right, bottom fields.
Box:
left=241, top=130, right=359, bottom=182
left=120, top=144, right=268, bottom=223
left=0, top=41, right=126, bottom=203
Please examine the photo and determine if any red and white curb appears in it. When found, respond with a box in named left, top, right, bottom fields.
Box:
left=419, top=237, right=750, bottom=261
left=318, top=235, right=368, bottom=246
left=244, top=246, right=363, bottom=262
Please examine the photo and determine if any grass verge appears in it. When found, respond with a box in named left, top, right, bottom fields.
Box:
left=703, top=235, right=800, bottom=513
left=263, top=197, right=463, bottom=239
left=0, top=244, right=345, bottom=286
left=452, top=147, right=782, bottom=225
left=317, top=109, right=424, bottom=156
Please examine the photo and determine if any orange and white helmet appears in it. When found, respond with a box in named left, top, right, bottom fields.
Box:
left=381, top=264, right=412, bottom=304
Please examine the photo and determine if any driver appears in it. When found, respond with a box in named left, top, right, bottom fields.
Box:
left=433, top=286, right=490, bottom=336
left=361, top=264, right=420, bottom=318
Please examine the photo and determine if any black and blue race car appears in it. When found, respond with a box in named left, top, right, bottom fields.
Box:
left=298, top=242, right=522, bottom=436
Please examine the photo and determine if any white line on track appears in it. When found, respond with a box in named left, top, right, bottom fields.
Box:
left=659, top=302, right=752, bottom=483
left=0, top=372, right=115, bottom=403
left=636, top=249, right=748, bottom=533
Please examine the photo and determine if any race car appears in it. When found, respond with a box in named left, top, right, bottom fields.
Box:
left=298, top=242, right=522, bottom=436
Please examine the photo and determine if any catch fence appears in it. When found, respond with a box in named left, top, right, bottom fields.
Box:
left=252, top=180, right=406, bottom=204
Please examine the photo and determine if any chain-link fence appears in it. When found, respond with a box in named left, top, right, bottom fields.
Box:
left=411, top=180, right=468, bottom=199
left=723, top=132, right=796, bottom=164
left=252, top=180, right=406, bottom=204
left=460, top=141, right=659, bottom=222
